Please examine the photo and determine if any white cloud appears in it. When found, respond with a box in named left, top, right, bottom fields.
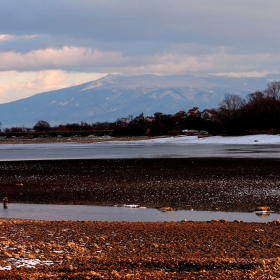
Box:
left=24, top=34, right=39, bottom=39
left=0, top=34, right=39, bottom=41
left=0, top=34, right=14, bottom=41
left=1, top=46, right=279, bottom=76
left=212, top=71, right=270, bottom=78
left=0, top=70, right=107, bottom=103
left=0, top=47, right=123, bottom=71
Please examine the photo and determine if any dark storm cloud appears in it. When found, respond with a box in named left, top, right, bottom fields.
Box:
left=1, top=0, right=280, bottom=52
left=0, top=0, right=280, bottom=75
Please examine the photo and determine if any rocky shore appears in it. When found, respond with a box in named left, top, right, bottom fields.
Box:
left=1, top=219, right=280, bottom=279
left=0, top=158, right=280, bottom=278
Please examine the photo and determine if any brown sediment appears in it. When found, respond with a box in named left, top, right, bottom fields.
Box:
left=0, top=220, right=280, bottom=279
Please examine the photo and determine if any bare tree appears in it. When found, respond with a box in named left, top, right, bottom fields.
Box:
left=264, top=81, right=280, bottom=100
left=246, top=91, right=264, bottom=103
left=219, top=94, right=245, bottom=112
left=33, top=120, right=51, bottom=131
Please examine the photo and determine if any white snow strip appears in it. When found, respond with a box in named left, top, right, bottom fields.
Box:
left=1, top=258, right=54, bottom=269
left=0, top=266, right=11, bottom=270
left=113, top=135, right=280, bottom=145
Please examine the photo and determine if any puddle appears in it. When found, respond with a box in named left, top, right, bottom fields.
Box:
left=1, top=204, right=280, bottom=222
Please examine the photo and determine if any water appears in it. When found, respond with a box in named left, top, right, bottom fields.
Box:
left=0, top=142, right=280, bottom=161
left=1, top=204, right=279, bottom=223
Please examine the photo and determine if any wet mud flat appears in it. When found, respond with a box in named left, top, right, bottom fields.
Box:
left=0, top=158, right=280, bottom=212
left=1, top=220, right=280, bottom=279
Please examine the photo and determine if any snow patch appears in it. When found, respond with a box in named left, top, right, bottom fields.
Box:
left=58, top=98, right=74, bottom=106
left=82, top=81, right=103, bottom=90
left=116, top=134, right=280, bottom=145
left=0, top=258, right=54, bottom=269
left=151, top=90, right=184, bottom=101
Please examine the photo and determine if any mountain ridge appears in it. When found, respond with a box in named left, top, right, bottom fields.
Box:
left=0, top=73, right=270, bottom=128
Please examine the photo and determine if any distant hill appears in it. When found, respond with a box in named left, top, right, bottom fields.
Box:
left=0, top=73, right=270, bottom=127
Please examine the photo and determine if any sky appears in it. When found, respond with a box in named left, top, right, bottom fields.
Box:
left=1, top=0, right=280, bottom=104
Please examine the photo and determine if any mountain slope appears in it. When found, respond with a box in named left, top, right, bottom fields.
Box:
left=0, top=74, right=269, bottom=127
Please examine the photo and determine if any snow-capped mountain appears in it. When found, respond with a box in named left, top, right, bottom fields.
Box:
left=0, top=73, right=270, bottom=127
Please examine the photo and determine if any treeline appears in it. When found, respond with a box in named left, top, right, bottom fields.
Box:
left=217, top=81, right=280, bottom=135
left=113, top=112, right=219, bottom=137
left=2, top=111, right=219, bottom=137
left=2, top=81, right=280, bottom=137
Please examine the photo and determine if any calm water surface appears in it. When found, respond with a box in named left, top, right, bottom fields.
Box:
left=0, top=142, right=280, bottom=160
left=1, top=204, right=280, bottom=223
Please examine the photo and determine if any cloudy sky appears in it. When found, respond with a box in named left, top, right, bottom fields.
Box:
left=0, top=0, right=280, bottom=103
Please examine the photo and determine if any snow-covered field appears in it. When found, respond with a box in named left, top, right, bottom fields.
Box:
left=134, top=134, right=280, bottom=145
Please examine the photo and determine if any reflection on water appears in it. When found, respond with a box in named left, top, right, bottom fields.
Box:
left=1, top=204, right=280, bottom=223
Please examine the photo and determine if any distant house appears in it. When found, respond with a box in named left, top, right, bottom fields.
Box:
left=121, top=117, right=130, bottom=124
left=145, top=116, right=155, bottom=122
left=182, top=129, right=200, bottom=136
left=187, top=107, right=200, bottom=116
left=133, top=113, right=145, bottom=123
left=174, top=110, right=187, bottom=118
left=200, top=109, right=214, bottom=121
